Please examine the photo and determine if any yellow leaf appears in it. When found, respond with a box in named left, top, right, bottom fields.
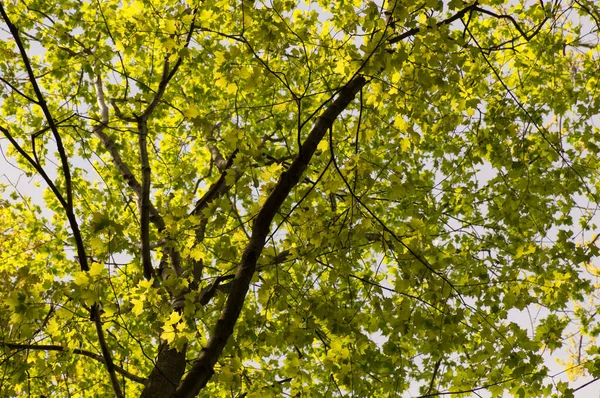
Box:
left=131, top=298, right=144, bottom=316
left=160, top=324, right=176, bottom=344
left=190, top=246, right=204, bottom=261
left=89, top=262, right=104, bottom=277
left=81, top=289, right=97, bottom=306
left=183, top=104, right=199, bottom=118
left=394, top=117, right=408, bottom=130
left=399, top=138, right=410, bottom=151
left=515, top=244, right=536, bottom=259
left=260, top=163, right=283, bottom=181
left=317, top=140, right=328, bottom=152
left=73, top=271, right=90, bottom=287
left=166, top=311, right=182, bottom=325
left=334, top=61, right=348, bottom=77
left=138, top=278, right=154, bottom=290
left=56, top=307, right=74, bottom=319
left=215, top=51, right=226, bottom=65
left=199, top=10, right=214, bottom=22
left=103, top=304, right=118, bottom=317
left=182, top=14, right=194, bottom=25
left=409, top=217, right=425, bottom=231
left=162, top=19, right=177, bottom=34
left=4, top=292, right=20, bottom=310
left=215, top=77, right=229, bottom=89
left=219, top=366, right=234, bottom=383
left=163, top=38, right=177, bottom=50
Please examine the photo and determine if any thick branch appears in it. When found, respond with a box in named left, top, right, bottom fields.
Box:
left=140, top=341, right=187, bottom=398
left=1, top=341, right=146, bottom=384
left=92, top=75, right=185, bottom=278
left=93, top=75, right=167, bottom=229
left=173, top=75, right=367, bottom=397
left=137, top=118, right=154, bottom=281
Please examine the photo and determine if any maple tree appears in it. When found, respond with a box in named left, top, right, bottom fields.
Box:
left=1, top=0, right=600, bottom=396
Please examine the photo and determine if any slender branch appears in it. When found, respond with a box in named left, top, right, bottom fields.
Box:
left=0, top=11, right=124, bottom=396
left=0, top=3, right=88, bottom=273
left=94, top=75, right=159, bottom=278
left=128, top=11, right=198, bottom=280
left=0, top=75, right=39, bottom=103
left=189, top=148, right=239, bottom=285
left=573, top=376, right=600, bottom=393
left=388, top=2, right=479, bottom=44
left=173, top=75, right=366, bottom=398
left=197, top=274, right=235, bottom=306
left=191, top=149, right=239, bottom=217
left=473, top=6, right=548, bottom=41
left=425, top=359, right=442, bottom=396
left=141, top=9, right=197, bottom=119
left=1, top=342, right=146, bottom=384
left=92, top=77, right=169, bottom=231
left=206, top=122, right=229, bottom=171
left=91, top=305, right=124, bottom=396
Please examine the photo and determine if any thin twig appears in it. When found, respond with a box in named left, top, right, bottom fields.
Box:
left=1, top=342, right=146, bottom=384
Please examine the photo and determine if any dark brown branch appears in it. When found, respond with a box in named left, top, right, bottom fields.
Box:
left=141, top=10, right=196, bottom=119
left=0, top=3, right=88, bottom=274
left=91, top=305, right=126, bottom=394
left=189, top=148, right=239, bottom=287
left=197, top=274, right=235, bottom=306
left=173, top=75, right=367, bottom=398
left=191, top=149, right=239, bottom=217
left=1, top=342, right=146, bottom=384
left=473, top=6, right=548, bottom=41
left=91, top=126, right=165, bottom=228
left=0, top=9, right=123, bottom=396
left=137, top=118, right=154, bottom=281
left=130, top=13, right=198, bottom=280
left=140, top=340, right=187, bottom=398
left=92, top=76, right=184, bottom=278
left=388, top=3, right=479, bottom=44
left=573, top=376, right=600, bottom=393
left=0, top=131, right=120, bottom=382
left=0, top=75, right=39, bottom=103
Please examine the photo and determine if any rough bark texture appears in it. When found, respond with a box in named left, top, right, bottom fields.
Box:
left=140, top=341, right=187, bottom=398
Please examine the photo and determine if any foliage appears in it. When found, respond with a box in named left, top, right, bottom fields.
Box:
left=1, top=0, right=600, bottom=396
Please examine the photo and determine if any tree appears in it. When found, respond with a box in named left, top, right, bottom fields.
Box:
left=1, top=0, right=600, bottom=396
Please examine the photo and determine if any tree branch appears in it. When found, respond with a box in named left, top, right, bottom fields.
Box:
left=92, top=75, right=184, bottom=278
left=388, top=2, right=479, bottom=44
left=0, top=75, right=39, bottom=103
left=141, top=9, right=196, bottom=119
left=173, top=75, right=367, bottom=397
left=1, top=342, right=146, bottom=384
left=0, top=9, right=123, bottom=396
left=137, top=117, right=154, bottom=281
left=0, top=3, right=89, bottom=274
left=473, top=6, right=548, bottom=41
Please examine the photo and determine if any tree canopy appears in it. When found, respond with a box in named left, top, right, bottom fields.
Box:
left=1, top=0, right=600, bottom=396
